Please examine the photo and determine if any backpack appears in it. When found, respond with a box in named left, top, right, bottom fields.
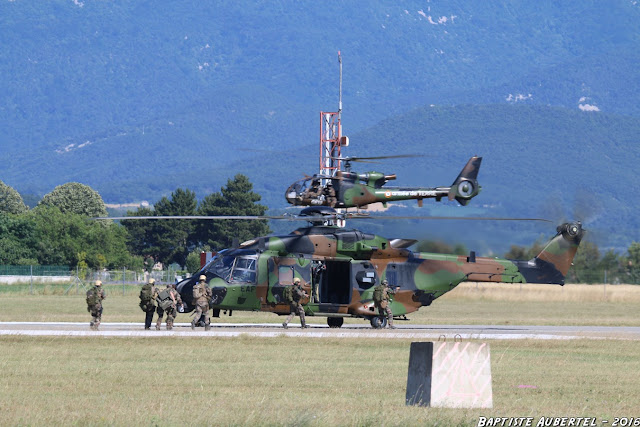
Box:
left=193, top=284, right=203, bottom=300
left=139, top=284, right=155, bottom=311
left=139, top=284, right=154, bottom=304
left=157, top=288, right=173, bottom=310
left=282, top=285, right=293, bottom=303
left=86, top=287, right=99, bottom=307
left=372, top=284, right=384, bottom=303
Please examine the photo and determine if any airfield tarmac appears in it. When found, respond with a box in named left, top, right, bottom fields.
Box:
left=1, top=322, right=639, bottom=340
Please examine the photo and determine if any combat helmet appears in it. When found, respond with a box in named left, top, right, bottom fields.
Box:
left=95, top=280, right=102, bottom=286
left=199, top=275, right=207, bottom=281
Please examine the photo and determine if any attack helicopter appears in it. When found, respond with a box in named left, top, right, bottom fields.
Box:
left=285, top=155, right=482, bottom=209
left=165, top=208, right=584, bottom=329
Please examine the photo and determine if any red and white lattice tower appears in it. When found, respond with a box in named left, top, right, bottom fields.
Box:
left=319, top=52, right=348, bottom=181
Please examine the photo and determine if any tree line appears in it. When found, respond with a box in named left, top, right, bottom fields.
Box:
left=2, top=176, right=640, bottom=283
left=0, top=175, right=269, bottom=273
left=502, top=240, right=640, bottom=285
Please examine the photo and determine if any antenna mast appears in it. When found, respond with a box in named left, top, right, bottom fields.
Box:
left=319, top=51, right=348, bottom=178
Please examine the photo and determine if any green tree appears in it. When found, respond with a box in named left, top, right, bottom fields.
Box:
left=196, top=175, right=270, bottom=250
left=626, top=242, right=640, bottom=284
left=153, top=188, right=198, bottom=268
left=0, top=180, right=28, bottom=214
left=566, top=240, right=601, bottom=283
left=185, top=250, right=203, bottom=273
left=38, top=182, right=107, bottom=217
left=504, top=241, right=544, bottom=260
left=598, top=249, right=623, bottom=283
left=122, top=189, right=198, bottom=268
left=121, top=207, right=156, bottom=259
left=0, top=213, right=38, bottom=264
left=30, top=205, right=132, bottom=268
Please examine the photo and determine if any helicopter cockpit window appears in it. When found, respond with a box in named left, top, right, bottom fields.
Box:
left=205, top=250, right=257, bottom=284
left=230, top=256, right=257, bottom=283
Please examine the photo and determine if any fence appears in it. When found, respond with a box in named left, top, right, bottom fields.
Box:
left=0, top=266, right=191, bottom=295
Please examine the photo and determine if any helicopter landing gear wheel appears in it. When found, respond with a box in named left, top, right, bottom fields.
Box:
left=370, top=316, right=387, bottom=329
left=327, top=317, right=344, bottom=328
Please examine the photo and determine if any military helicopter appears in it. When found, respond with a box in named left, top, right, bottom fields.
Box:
left=109, top=54, right=583, bottom=328
left=285, top=155, right=482, bottom=209
left=156, top=207, right=583, bottom=329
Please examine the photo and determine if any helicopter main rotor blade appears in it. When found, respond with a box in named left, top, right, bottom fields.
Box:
left=95, top=215, right=312, bottom=221
left=344, top=214, right=553, bottom=223
left=330, top=154, right=425, bottom=162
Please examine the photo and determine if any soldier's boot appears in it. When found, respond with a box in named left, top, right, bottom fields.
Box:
left=300, top=312, right=308, bottom=328
left=388, top=315, right=395, bottom=329
left=204, top=322, right=211, bottom=331
left=89, top=321, right=94, bottom=330
left=190, top=320, right=196, bottom=330
left=155, top=319, right=162, bottom=331
left=94, top=320, right=100, bottom=331
left=283, top=313, right=294, bottom=328
left=166, top=319, right=173, bottom=331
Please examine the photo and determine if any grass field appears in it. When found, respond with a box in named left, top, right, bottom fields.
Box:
left=1, top=337, right=639, bottom=425
left=1, top=282, right=639, bottom=425
left=1, top=282, right=639, bottom=326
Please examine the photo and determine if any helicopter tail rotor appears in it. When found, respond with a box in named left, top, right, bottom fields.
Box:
left=448, top=156, right=482, bottom=205
left=526, top=221, right=585, bottom=282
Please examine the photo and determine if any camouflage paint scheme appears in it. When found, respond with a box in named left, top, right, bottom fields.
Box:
left=176, top=221, right=584, bottom=328
left=285, top=156, right=482, bottom=208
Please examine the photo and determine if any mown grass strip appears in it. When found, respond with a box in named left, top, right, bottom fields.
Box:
left=0, top=336, right=638, bottom=425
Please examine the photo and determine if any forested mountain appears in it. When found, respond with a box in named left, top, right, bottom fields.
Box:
left=1, top=1, right=639, bottom=251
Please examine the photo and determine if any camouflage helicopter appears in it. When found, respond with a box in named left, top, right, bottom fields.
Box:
left=140, top=207, right=583, bottom=329
left=285, top=155, right=482, bottom=209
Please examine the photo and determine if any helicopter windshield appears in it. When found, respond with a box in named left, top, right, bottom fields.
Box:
left=204, top=250, right=258, bottom=284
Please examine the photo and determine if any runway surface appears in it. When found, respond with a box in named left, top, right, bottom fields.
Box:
left=1, top=322, right=639, bottom=340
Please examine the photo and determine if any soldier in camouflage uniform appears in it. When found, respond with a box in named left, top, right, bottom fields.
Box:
left=373, top=279, right=399, bottom=329
left=324, top=181, right=337, bottom=207
left=87, top=280, right=106, bottom=331
left=140, top=278, right=158, bottom=330
left=191, top=275, right=213, bottom=331
left=156, top=283, right=183, bottom=330
left=282, top=278, right=309, bottom=329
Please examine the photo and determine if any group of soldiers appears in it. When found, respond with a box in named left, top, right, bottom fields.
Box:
left=139, top=278, right=184, bottom=330
left=302, top=179, right=337, bottom=207
left=84, top=274, right=399, bottom=330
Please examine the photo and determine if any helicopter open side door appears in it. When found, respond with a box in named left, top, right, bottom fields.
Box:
left=314, top=259, right=352, bottom=305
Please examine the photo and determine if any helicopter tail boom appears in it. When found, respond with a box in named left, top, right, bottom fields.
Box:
left=448, top=156, right=482, bottom=205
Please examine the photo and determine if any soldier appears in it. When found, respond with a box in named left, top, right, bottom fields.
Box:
left=304, top=179, right=322, bottom=199
left=324, top=181, right=337, bottom=207
left=311, top=261, right=325, bottom=303
left=372, top=279, right=399, bottom=329
left=156, top=283, right=183, bottom=330
left=139, top=278, right=158, bottom=330
left=191, top=275, right=212, bottom=331
left=86, top=279, right=106, bottom=331
left=282, top=277, right=309, bottom=329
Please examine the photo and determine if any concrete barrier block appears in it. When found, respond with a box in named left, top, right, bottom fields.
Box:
left=406, top=341, right=492, bottom=408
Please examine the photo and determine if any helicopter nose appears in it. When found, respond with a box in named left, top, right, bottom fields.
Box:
left=285, top=191, right=299, bottom=205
